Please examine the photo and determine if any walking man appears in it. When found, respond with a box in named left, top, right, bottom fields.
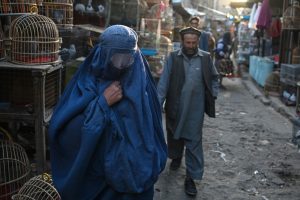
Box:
left=157, top=26, right=219, bottom=196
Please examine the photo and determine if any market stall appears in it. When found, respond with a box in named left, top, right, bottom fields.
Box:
left=0, top=14, right=64, bottom=192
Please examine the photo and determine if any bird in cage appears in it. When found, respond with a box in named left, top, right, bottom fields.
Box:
left=59, top=44, right=76, bottom=62
left=86, top=0, right=94, bottom=13
left=75, top=3, right=86, bottom=14
left=97, top=4, right=105, bottom=16
left=53, top=10, right=65, bottom=24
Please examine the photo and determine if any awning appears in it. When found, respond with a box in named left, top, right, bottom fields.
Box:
left=230, top=0, right=261, bottom=9
left=197, top=5, right=227, bottom=16
left=197, top=4, right=227, bottom=21
left=172, top=0, right=205, bottom=20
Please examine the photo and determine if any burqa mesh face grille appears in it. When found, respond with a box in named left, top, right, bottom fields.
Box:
left=110, top=53, right=134, bottom=69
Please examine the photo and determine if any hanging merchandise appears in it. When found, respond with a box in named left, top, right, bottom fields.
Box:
left=253, top=0, right=272, bottom=57
left=283, top=1, right=300, bottom=30
left=248, top=3, right=257, bottom=29
left=269, top=17, right=282, bottom=38
left=256, top=0, right=272, bottom=30
left=253, top=2, right=262, bottom=28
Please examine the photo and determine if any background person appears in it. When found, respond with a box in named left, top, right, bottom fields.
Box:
left=157, top=26, right=219, bottom=197
left=189, top=15, right=216, bottom=56
left=214, top=31, right=234, bottom=85
left=48, top=25, right=167, bottom=200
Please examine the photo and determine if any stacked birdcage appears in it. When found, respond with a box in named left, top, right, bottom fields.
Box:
left=39, top=0, right=73, bottom=29
left=0, top=0, right=38, bottom=15
left=109, top=0, right=148, bottom=30
left=8, top=14, right=61, bottom=65
left=0, top=140, right=31, bottom=200
left=282, top=1, right=300, bottom=30
left=12, top=173, right=61, bottom=200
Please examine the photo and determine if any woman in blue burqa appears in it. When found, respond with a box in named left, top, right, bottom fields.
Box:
left=48, top=25, right=167, bottom=200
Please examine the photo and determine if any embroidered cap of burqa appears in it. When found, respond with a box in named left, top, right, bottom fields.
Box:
left=48, top=25, right=167, bottom=199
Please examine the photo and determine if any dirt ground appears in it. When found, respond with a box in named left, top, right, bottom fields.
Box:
left=154, top=78, right=300, bottom=200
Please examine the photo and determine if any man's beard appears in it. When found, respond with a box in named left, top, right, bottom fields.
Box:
left=182, top=47, right=198, bottom=58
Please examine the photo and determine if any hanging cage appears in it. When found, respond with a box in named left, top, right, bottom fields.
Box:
left=282, top=1, right=300, bottom=30
left=0, top=0, right=37, bottom=15
left=12, top=173, right=61, bottom=200
left=108, top=0, right=148, bottom=30
left=8, top=14, right=61, bottom=65
left=146, top=1, right=174, bottom=34
left=39, top=0, right=74, bottom=29
left=0, top=140, right=31, bottom=200
left=73, top=0, right=110, bottom=27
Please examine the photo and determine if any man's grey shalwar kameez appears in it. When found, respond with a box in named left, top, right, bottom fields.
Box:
left=157, top=49, right=219, bottom=180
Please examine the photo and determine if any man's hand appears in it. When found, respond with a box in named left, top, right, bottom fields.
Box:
left=103, top=81, right=123, bottom=106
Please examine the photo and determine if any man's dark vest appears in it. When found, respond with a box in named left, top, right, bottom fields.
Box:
left=165, top=51, right=215, bottom=131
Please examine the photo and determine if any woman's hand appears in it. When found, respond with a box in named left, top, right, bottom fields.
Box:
left=103, top=81, right=123, bottom=106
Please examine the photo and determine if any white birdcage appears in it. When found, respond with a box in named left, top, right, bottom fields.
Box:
left=0, top=140, right=31, bottom=200
left=39, top=0, right=74, bottom=29
left=8, top=14, right=61, bottom=65
left=0, top=0, right=38, bottom=15
left=12, top=173, right=61, bottom=200
left=283, top=1, right=300, bottom=30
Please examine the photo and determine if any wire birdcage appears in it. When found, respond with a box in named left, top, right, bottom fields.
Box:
left=0, top=140, right=31, bottom=200
left=109, top=0, right=148, bottom=30
left=12, top=173, right=61, bottom=200
left=0, top=0, right=37, bottom=15
left=8, top=14, right=61, bottom=65
left=283, top=1, right=300, bottom=30
left=39, top=0, right=73, bottom=29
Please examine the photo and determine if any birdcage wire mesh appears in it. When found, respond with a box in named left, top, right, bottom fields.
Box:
left=0, top=140, right=31, bottom=200
left=0, top=67, right=62, bottom=120
left=0, top=0, right=37, bottom=15
left=8, top=14, right=61, bottom=65
left=39, top=0, right=73, bottom=29
left=283, top=1, right=300, bottom=30
left=109, top=0, right=148, bottom=30
left=12, top=173, right=61, bottom=200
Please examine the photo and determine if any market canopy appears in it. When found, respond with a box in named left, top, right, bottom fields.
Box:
left=197, top=4, right=227, bottom=21
left=172, top=0, right=205, bottom=21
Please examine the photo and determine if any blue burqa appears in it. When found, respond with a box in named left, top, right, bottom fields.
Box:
left=48, top=25, right=167, bottom=200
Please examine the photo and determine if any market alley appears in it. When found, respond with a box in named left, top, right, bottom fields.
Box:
left=154, top=77, right=300, bottom=200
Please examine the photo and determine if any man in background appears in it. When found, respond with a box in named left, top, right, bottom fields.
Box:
left=189, top=16, right=215, bottom=56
